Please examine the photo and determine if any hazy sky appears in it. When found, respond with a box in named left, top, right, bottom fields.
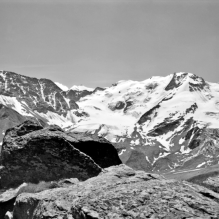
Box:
left=0, top=0, right=219, bottom=88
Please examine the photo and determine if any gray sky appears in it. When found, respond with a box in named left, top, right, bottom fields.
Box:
left=0, top=0, right=219, bottom=88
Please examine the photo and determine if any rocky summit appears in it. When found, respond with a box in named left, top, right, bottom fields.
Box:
left=0, top=120, right=121, bottom=189
left=11, top=165, right=219, bottom=219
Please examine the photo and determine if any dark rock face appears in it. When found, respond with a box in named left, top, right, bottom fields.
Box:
left=92, top=87, right=105, bottom=93
left=179, top=128, right=219, bottom=170
left=138, top=104, right=160, bottom=124
left=67, top=132, right=122, bottom=168
left=165, top=72, right=209, bottom=93
left=0, top=121, right=121, bottom=189
left=62, top=89, right=92, bottom=102
left=165, top=72, right=188, bottom=91
left=13, top=165, right=219, bottom=219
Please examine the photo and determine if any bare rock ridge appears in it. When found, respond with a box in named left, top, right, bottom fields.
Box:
left=0, top=120, right=121, bottom=189
left=61, top=89, right=92, bottom=102
left=12, top=165, right=219, bottom=219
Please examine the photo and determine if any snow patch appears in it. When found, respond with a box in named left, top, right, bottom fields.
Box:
left=0, top=95, right=33, bottom=117
left=71, top=85, right=94, bottom=92
left=55, top=82, right=69, bottom=91
left=180, top=145, right=192, bottom=154
left=119, top=149, right=126, bottom=156
left=179, top=138, right=185, bottom=144
left=197, top=162, right=206, bottom=168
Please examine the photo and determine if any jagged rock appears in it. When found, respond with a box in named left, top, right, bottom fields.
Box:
left=0, top=121, right=121, bottom=189
left=12, top=165, right=219, bottom=219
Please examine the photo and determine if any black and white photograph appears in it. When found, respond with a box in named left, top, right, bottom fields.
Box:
left=0, top=0, right=219, bottom=218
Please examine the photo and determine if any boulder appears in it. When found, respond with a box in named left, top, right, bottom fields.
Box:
left=13, top=165, right=219, bottom=219
left=0, top=121, right=121, bottom=189
left=0, top=121, right=102, bottom=189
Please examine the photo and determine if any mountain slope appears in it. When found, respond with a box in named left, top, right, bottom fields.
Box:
left=70, top=72, right=219, bottom=172
left=0, top=70, right=81, bottom=130
left=1, top=70, right=219, bottom=173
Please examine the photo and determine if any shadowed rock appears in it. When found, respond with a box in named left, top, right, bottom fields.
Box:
left=67, top=132, right=122, bottom=168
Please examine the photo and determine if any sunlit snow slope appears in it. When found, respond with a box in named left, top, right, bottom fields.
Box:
left=70, top=72, right=219, bottom=172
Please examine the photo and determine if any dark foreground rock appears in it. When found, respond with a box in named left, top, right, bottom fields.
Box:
left=0, top=122, right=95, bottom=189
left=12, top=165, right=219, bottom=219
left=0, top=121, right=121, bottom=189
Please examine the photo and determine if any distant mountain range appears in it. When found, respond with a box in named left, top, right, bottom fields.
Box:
left=1, top=70, right=219, bottom=173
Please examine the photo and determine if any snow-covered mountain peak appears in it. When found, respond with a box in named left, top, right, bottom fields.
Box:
left=165, top=72, right=207, bottom=92
left=70, top=85, right=94, bottom=92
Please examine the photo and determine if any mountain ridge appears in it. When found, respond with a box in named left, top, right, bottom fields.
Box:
left=1, top=70, right=219, bottom=173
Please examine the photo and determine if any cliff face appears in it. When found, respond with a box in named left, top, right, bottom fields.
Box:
left=12, top=165, right=219, bottom=219
left=0, top=121, right=121, bottom=189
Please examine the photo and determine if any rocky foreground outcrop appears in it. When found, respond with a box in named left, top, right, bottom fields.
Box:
left=0, top=120, right=121, bottom=189
left=11, top=164, right=219, bottom=219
